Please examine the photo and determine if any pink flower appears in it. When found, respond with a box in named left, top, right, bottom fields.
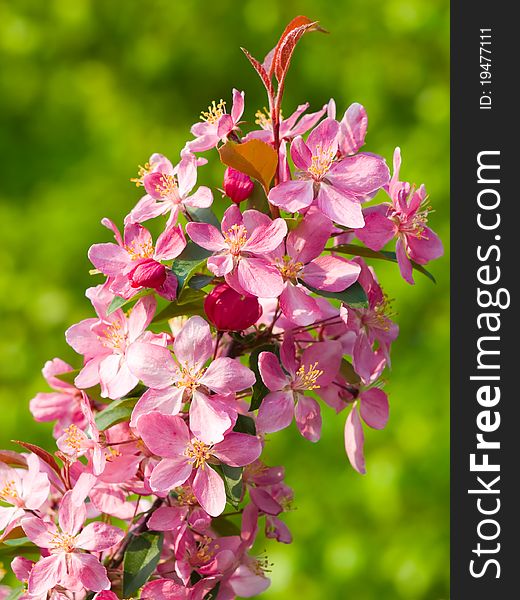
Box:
left=29, top=358, right=87, bottom=437
left=356, top=147, right=443, bottom=284
left=187, top=89, right=245, bottom=152
left=0, top=454, right=50, bottom=536
left=256, top=338, right=342, bottom=442
left=204, top=283, right=262, bottom=331
left=127, top=316, right=256, bottom=443
left=128, top=152, right=213, bottom=225
left=186, top=205, right=287, bottom=298
left=137, top=412, right=262, bottom=516
left=21, top=490, right=123, bottom=595
left=89, top=218, right=186, bottom=301
left=340, top=258, right=398, bottom=381
left=268, top=117, right=390, bottom=228
left=344, top=386, right=389, bottom=474
left=269, top=209, right=361, bottom=325
left=245, top=102, right=326, bottom=144
left=66, top=287, right=165, bottom=400
left=327, top=100, right=369, bottom=157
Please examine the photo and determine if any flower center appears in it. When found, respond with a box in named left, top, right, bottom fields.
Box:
left=293, top=362, right=323, bottom=391
left=223, top=224, right=248, bottom=256
left=276, top=256, right=304, bottom=282
left=392, top=188, right=433, bottom=239
left=50, top=532, right=76, bottom=554
left=255, top=107, right=272, bottom=129
left=0, top=480, right=19, bottom=505
left=175, top=486, right=198, bottom=506
left=125, top=239, right=155, bottom=261
left=195, top=535, right=215, bottom=563
left=178, top=364, right=205, bottom=392
left=362, top=294, right=395, bottom=332
left=155, top=173, right=179, bottom=200
left=307, top=144, right=336, bottom=180
left=185, top=440, right=212, bottom=469
left=101, top=321, right=126, bottom=351
left=62, top=424, right=83, bottom=453
left=130, top=162, right=152, bottom=187
left=251, top=554, right=272, bottom=576
left=200, top=99, right=226, bottom=124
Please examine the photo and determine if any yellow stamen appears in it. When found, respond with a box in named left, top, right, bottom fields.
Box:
left=294, top=362, right=323, bottom=391
left=50, top=532, right=76, bottom=553
left=0, top=480, right=18, bottom=503
left=125, top=239, right=155, bottom=260
left=63, top=424, right=83, bottom=453
left=277, top=256, right=304, bottom=281
left=130, top=162, right=152, bottom=187
left=223, top=224, right=248, bottom=256
left=307, top=144, right=336, bottom=180
left=185, top=440, right=212, bottom=469
left=255, top=107, right=271, bottom=128
left=200, top=99, right=226, bottom=124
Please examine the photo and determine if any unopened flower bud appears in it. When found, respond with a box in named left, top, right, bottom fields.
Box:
left=128, top=258, right=166, bottom=290
left=204, top=283, right=262, bottom=331
left=223, top=167, right=254, bottom=204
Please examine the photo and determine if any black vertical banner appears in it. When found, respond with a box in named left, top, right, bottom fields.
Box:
left=451, top=3, right=517, bottom=597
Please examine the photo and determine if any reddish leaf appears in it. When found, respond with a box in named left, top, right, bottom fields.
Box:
left=12, top=440, right=62, bottom=476
left=219, top=139, right=278, bottom=194
left=269, top=15, right=314, bottom=79
left=274, top=21, right=319, bottom=84
left=241, top=47, right=274, bottom=98
left=0, top=450, right=27, bottom=468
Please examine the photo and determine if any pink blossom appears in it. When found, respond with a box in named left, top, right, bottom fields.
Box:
left=89, top=218, right=186, bottom=301
left=127, top=316, right=255, bottom=442
left=268, top=117, right=390, bottom=227
left=137, top=412, right=262, bottom=516
left=186, top=205, right=287, bottom=298
left=327, top=100, right=369, bottom=157
left=0, top=454, right=50, bottom=536
left=356, top=147, right=444, bottom=284
left=256, top=337, right=342, bottom=441
left=29, top=358, right=87, bottom=437
left=223, top=167, right=254, bottom=204
left=21, top=490, right=123, bottom=595
left=66, top=287, right=165, bottom=400
left=127, top=152, right=213, bottom=225
left=187, top=89, right=245, bottom=152
left=269, top=209, right=361, bottom=325
left=340, top=258, right=398, bottom=381
left=245, top=102, right=326, bottom=144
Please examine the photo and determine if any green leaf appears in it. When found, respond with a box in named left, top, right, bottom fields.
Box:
left=211, top=516, right=241, bottom=537
left=340, top=358, right=361, bottom=385
left=178, top=287, right=206, bottom=305
left=188, top=274, right=214, bottom=290
left=331, top=243, right=436, bottom=283
left=233, top=414, right=256, bottom=436
left=186, top=206, right=221, bottom=228
left=204, top=582, right=221, bottom=600
left=4, top=586, right=25, bottom=600
left=95, top=397, right=138, bottom=431
left=303, top=281, right=368, bottom=308
left=123, top=531, right=164, bottom=596
left=171, top=241, right=211, bottom=291
left=152, top=298, right=206, bottom=323
left=215, top=464, right=243, bottom=509
left=107, top=290, right=154, bottom=316
left=248, top=344, right=278, bottom=411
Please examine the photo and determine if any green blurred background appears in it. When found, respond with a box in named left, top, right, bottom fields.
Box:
left=0, top=0, right=449, bottom=598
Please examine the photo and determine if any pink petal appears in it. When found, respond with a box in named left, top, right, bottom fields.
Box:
left=154, top=224, right=186, bottom=261
left=231, top=88, right=245, bottom=123
left=176, top=153, right=197, bottom=197
left=65, top=318, right=104, bottom=356
left=59, top=490, right=86, bottom=535
left=339, top=102, right=368, bottom=155
left=174, top=316, right=213, bottom=368
left=126, top=342, right=179, bottom=389
left=192, top=466, right=226, bottom=517
left=303, top=255, right=361, bottom=292
left=249, top=487, right=282, bottom=515
left=279, top=283, right=321, bottom=326
left=355, top=206, right=396, bottom=251
left=407, top=227, right=444, bottom=263
left=157, top=270, right=178, bottom=301
left=294, top=394, right=322, bottom=442
left=88, top=243, right=130, bottom=276
left=21, top=516, right=55, bottom=547
left=207, top=253, right=234, bottom=277
left=185, top=185, right=213, bottom=208
left=76, top=522, right=124, bottom=551
left=147, top=506, right=188, bottom=532
left=74, top=355, right=104, bottom=389
left=28, top=555, right=64, bottom=596
left=306, top=118, right=339, bottom=156
left=301, top=340, right=342, bottom=387
left=200, top=358, right=256, bottom=394
left=330, top=152, right=390, bottom=199
left=256, top=391, right=294, bottom=434
left=185, top=222, right=226, bottom=251
left=290, top=136, right=312, bottom=170
left=73, top=553, right=111, bottom=592
left=258, top=352, right=289, bottom=391
left=127, top=295, right=157, bottom=342
left=344, top=406, right=366, bottom=474
left=317, top=183, right=365, bottom=229
left=237, top=258, right=284, bottom=298
left=130, top=386, right=184, bottom=427
left=396, top=236, right=414, bottom=284
left=126, top=195, right=168, bottom=225
left=189, top=392, right=236, bottom=445
left=123, top=222, right=154, bottom=253
left=150, top=457, right=193, bottom=492
left=243, top=219, right=288, bottom=254
left=360, top=388, right=389, bottom=430
left=286, top=209, right=332, bottom=263
left=221, top=203, right=243, bottom=231
left=268, top=180, right=314, bottom=213
left=212, top=432, right=262, bottom=467
left=138, top=413, right=191, bottom=458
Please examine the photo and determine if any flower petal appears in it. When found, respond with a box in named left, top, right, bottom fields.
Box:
left=138, top=413, right=191, bottom=458
left=212, top=432, right=262, bottom=467
left=344, top=406, right=366, bottom=474
left=174, top=316, right=213, bottom=368
left=360, top=388, right=389, bottom=430
left=192, top=466, right=226, bottom=517
left=256, top=391, right=294, bottom=434
left=126, top=342, right=179, bottom=389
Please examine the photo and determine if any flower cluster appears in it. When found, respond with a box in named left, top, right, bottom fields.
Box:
left=1, top=16, right=442, bottom=599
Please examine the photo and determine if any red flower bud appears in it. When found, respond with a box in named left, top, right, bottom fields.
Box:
left=223, top=167, right=254, bottom=204
left=128, top=258, right=167, bottom=290
left=204, top=283, right=262, bottom=331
